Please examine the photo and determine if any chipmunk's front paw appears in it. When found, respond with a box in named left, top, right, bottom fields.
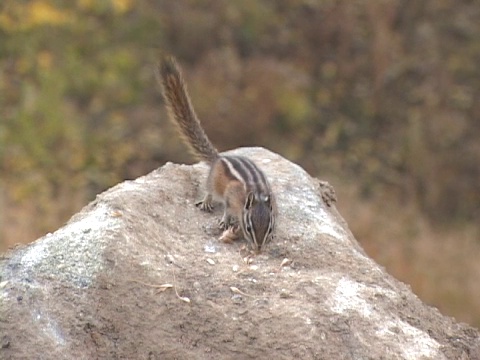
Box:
left=195, top=194, right=213, bottom=212
left=219, top=213, right=239, bottom=230
left=218, top=214, right=229, bottom=229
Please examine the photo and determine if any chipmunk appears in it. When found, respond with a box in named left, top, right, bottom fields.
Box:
left=158, top=56, right=276, bottom=252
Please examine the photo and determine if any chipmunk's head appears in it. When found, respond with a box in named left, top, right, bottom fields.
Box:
left=241, top=192, right=275, bottom=253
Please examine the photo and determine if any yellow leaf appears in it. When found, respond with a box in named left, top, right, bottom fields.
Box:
left=28, top=1, right=70, bottom=26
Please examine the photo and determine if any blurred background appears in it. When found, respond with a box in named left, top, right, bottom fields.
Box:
left=0, top=0, right=479, bottom=326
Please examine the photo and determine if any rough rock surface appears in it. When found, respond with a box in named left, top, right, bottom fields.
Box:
left=1, top=148, right=479, bottom=360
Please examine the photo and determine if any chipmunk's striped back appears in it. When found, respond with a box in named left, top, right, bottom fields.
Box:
left=158, top=56, right=276, bottom=252
left=220, top=156, right=270, bottom=195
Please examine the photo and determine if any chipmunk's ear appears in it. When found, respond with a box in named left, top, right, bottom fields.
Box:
left=245, top=192, right=255, bottom=210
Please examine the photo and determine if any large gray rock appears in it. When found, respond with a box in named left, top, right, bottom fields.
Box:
left=1, top=148, right=479, bottom=359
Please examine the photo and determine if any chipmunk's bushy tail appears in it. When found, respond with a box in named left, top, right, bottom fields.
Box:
left=158, top=56, right=219, bottom=163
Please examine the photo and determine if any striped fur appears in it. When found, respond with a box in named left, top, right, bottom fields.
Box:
left=220, top=156, right=270, bottom=194
left=217, top=156, right=275, bottom=251
left=158, top=56, right=276, bottom=252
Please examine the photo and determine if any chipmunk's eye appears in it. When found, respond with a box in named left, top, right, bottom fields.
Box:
left=246, top=224, right=252, bottom=233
